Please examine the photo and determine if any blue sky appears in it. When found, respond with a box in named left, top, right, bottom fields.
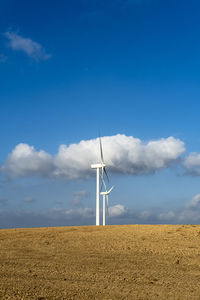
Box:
left=1, top=0, right=200, bottom=228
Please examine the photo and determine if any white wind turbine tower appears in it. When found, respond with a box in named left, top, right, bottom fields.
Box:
left=100, top=186, right=114, bottom=226
left=91, top=134, right=109, bottom=226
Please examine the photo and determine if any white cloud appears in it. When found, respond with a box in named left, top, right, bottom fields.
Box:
left=108, top=204, right=127, bottom=217
left=1, top=134, right=185, bottom=180
left=24, top=197, right=35, bottom=203
left=1, top=143, right=54, bottom=178
left=4, top=31, right=51, bottom=61
left=101, top=135, right=184, bottom=174
left=185, top=194, right=200, bottom=210
left=184, top=153, right=200, bottom=176
left=158, top=211, right=176, bottom=222
left=156, top=194, right=200, bottom=224
left=54, top=134, right=185, bottom=178
left=140, top=210, right=154, bottom=220
left=51, top=207, right=94, bottom=220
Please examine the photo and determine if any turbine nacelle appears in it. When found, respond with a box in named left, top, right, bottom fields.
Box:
left=100, top=186, right=114, bottom=196
left=91, top=163, right=105, bottom=169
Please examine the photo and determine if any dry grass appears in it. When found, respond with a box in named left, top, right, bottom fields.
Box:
left=1, top=225, right=200, bottom=299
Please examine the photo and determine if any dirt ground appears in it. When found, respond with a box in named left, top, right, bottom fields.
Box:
left=1, top=225, right=200, bottom=299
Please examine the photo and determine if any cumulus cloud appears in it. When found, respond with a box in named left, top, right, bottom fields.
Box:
left=1, top=143, right=54, bottom=178
left=185, top=194, right=200, bottom=210
left=111, top=194, right=200, bottom=225
left=107, top=194, right=200, bottom=225
left=102, top=135, right=185, bottom=175
left=1, top=134, right=185, bottom=180
left=4, top=31, right=51, bottom=61
left=155, top=194, right=200, bottom=224
left=184, top=153, right=200, bottom=176
left=108, top=204, right=127, bottom=217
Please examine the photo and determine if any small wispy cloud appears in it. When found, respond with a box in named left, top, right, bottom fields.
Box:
left=4, top=31, right=51, bottom=61
left=24, top=197, right=35, bottom=203
left=50, top=207, right=95, bottom=221
left=71, top=190, right=90, bottom=206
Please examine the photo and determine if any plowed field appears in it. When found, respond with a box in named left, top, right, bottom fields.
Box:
left=1, top=225, right=200, bottom=299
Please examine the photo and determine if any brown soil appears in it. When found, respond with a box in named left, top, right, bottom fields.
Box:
left=1, top=225, right=200, bottom=299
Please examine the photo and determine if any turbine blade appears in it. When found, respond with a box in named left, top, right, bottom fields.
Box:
left=104, top=167, right=109, bottom=183
left=100, top=179, right=103, bottom=192
left=98, top=131, right=104, bottom=164
left=100, top=172, right=107, bottom=192
left=108, top=186, right=114, bottom=194
left=102, top=178, right=107, bottom=191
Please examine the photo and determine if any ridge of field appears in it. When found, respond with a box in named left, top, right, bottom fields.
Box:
left=1, top=224, right=200, bottom=299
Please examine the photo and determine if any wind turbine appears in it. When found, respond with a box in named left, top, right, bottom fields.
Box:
left=100, top=186, right=114, bottom=226
left=91, top=134, right=109, bottom=226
